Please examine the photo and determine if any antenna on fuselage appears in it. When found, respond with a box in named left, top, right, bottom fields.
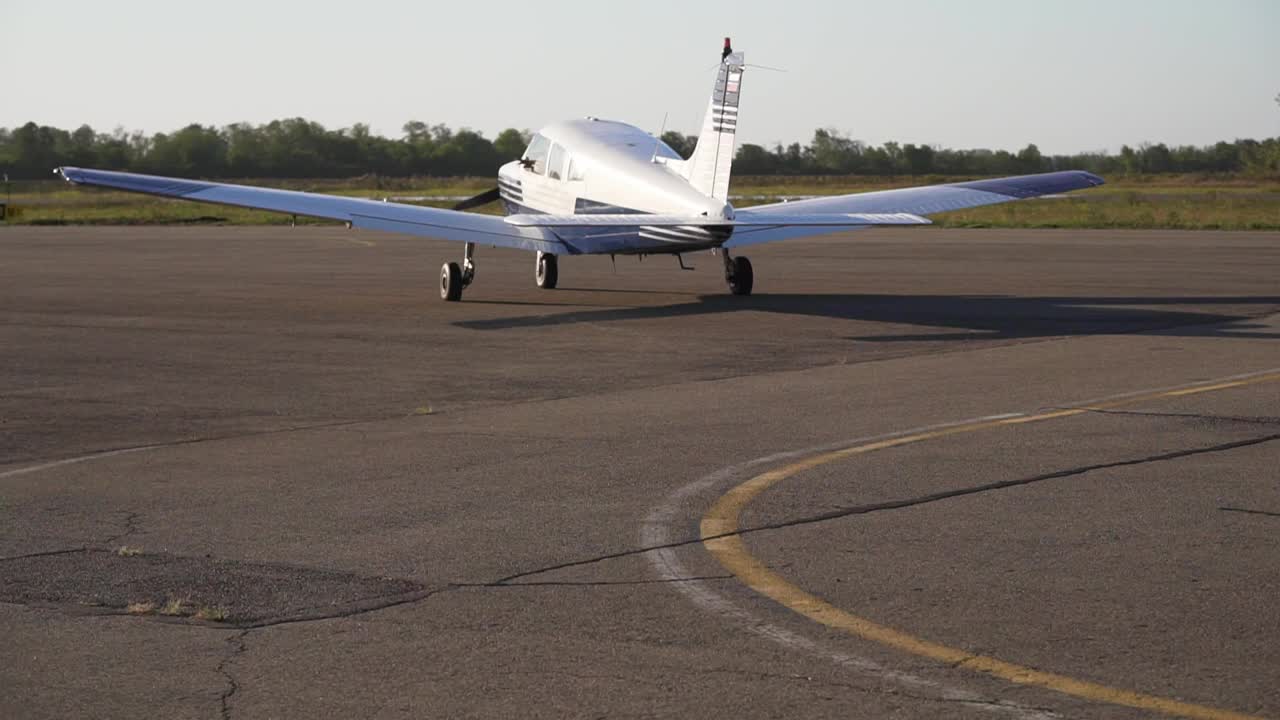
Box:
left=650, top=111, right=669, bottom=163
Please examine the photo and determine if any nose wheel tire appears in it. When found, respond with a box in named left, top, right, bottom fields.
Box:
left=536, top=252, right=558, bottom=289
left=441, top=261, right=463, bottom=301
left=727, top=255, right=753, bottom=296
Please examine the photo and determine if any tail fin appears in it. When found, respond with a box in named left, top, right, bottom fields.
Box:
left=683, top=39, right=743, bottom=201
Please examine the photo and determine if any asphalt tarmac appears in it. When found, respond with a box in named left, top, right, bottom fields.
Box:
left=2, top=226, right=1278, bottom=719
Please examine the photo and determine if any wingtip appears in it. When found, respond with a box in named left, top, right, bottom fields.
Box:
left=54, top=166, right=90, bottom=185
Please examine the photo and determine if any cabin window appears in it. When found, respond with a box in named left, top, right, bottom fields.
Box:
left=567, top=157, right=586, bottom=182
left=547, top=143, right=567, bottom=180
left=522, top=134, right=551, bottom=175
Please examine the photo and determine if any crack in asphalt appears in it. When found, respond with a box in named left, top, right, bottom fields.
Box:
left=232, top=586, right=455, bottom=629
left=216, top=579, right=732, bottom=627
left=1071, top=407, right=1280, bottom=426
left=0, top=417, right=386, bottom=469
left=0, top=547, right=89, bottom=562
left=740, top=432, right=1280, bottom=534
left=497, top=432, right=1280, bottom=584
left=0, top=511, right=142, bottom=562
left=466, top=575, right=734, bottom=588
left=1219, top=506, right=1280, bottom=518
left=101, top=511, right=142, bottom=547
left=217, top=628, right=250, bottom=720
left=1, top=511, right=143, bottom=562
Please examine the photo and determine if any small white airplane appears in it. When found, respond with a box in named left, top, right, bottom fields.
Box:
left=57, top=38, right=1103, bottom=302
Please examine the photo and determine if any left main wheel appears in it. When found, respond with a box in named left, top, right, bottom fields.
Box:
left=440, top=261, right=463, bottom=301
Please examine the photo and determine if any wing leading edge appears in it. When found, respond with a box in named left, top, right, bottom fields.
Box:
left=56, top=167, right=566, bottom=254
left=727, top=170, right=1104, bottom=247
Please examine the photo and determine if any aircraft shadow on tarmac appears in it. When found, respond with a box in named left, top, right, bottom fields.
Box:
left=455, top=294, right=1280, bottom=341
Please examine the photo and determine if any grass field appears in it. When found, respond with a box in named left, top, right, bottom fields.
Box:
left=4, top=174, right=1278, bottom=230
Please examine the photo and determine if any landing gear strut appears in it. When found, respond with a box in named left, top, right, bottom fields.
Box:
left=440, top=242, right=477, bottom=302
left=723, top=250, right=753, bottom=296
left=536, top=251, right=558, bottom=289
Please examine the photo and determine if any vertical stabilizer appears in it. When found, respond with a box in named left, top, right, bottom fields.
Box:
left=684, top=39, right=743, bottom=202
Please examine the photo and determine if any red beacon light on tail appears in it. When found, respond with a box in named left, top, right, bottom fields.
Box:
left=722, top=37, right=732, bottom=61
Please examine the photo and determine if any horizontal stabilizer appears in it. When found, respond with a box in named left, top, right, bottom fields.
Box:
left=505, top=212, right=930, bottom=227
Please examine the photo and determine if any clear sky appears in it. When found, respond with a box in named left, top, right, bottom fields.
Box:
left=5, top=0, right=1277, bottom=154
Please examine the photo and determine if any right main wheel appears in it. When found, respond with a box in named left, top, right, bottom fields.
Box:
left=536, top=252, right=558, bottom=289
left=728, top=256, right=753, bottom=296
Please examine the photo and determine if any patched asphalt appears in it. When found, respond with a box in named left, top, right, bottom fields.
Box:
left=0, top=549, right=426, bottom=626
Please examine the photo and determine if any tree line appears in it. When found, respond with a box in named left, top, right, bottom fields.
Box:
left=2, top=119, right=1277, bottom=179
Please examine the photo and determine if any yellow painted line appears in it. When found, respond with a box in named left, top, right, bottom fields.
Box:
left=1166, top=380, right=1249, bottom=397
left=702, top=371, right=1280, bottom=720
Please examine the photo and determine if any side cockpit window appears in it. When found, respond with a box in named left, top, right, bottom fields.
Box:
left=522, top=134, right=551, bottom=175
left=547, top=143, right=567, bottom=180
left=567, top=157, right=586, bottom=182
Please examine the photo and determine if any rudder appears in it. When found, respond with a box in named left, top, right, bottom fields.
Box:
left=684, top=39, right=744, bottom=202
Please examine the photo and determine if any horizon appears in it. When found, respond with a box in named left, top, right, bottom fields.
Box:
left=4, top=117, right=1275, bottom=160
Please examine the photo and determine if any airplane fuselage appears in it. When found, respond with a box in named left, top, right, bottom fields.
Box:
left=496, top=118, right=734, bottom=254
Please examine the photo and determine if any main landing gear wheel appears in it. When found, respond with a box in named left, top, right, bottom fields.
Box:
left=725, top=255, right=753, bottom=296
left=440, top=262, right=463, bottom=301
left=440, top=242, right=476, bottom=302
left=536, top=251, right=558, bottom=289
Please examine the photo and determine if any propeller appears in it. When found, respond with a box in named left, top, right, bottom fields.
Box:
left=451, top=186, right=502, bottom=212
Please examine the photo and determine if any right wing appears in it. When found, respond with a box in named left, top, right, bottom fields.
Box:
left=56, top=167, right=566, bottom=254
left=728, top=170, right=1104, bottom=247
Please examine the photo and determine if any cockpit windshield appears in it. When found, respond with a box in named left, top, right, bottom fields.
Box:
left=522, top=134, right=551, bottom=175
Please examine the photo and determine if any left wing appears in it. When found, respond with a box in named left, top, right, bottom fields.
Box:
left=56, top=167, right=565, bottom=254
left=727, top=170, right=1104, bottom=247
